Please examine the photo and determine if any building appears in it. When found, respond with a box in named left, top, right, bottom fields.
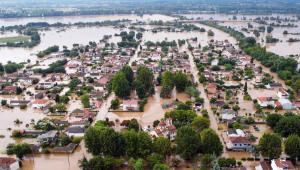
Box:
left=0, top=157, right=19, bottom=170
left=275, top=99, right=293, bottom=110
left=220, top=109, right=237, bottom=121
left=66, top=126, right=85, bottom=137
left=257, top=97, right=274, bottom=108
left=2, top=86, right=17, bottom=94
left=9, top=100, right=30, bottom=107
left=150, top=118, right=177, bottom=141
left=227, top=129, right=246, bottom=138
left=277, top=88, right=289, bottom=99
left=32, top=99, right=49, bottom=109
left=37, top=130, right=58, bottom=145
left=271, top=159, right=295, bottom=170
left=122, top=100, right=139, bottom=111
left=226, top=136, right=252, bottom=151
left=207, top=83, right=217, bottom=95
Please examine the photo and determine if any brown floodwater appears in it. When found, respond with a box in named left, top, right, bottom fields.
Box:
left=0, top=13, right=297, bottom=169
left=0, top=14, right=175, bottom=64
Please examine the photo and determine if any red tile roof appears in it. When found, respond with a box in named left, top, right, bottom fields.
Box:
left=0, top=157, right=16, bottom=168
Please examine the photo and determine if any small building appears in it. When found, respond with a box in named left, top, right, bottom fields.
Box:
left=37, top=130, right=58, bottom=145
left=38, top=82, right=54, bottom=89
left=227, top=136, right=252, bottom=151
left=220, top=109, right=237, bottom=121
left=32, top=99, right=49, bottom=109
left=122, top=100, right=139, bottom=111
left=9, top=100, right=30, bottom=107
left=0, top=157, right=19, bottom=170
left=257, top=97, right=274, bottom=108
left=271, top=159, right=295, bottom=170
left=277, top=88, right=289, bottom=99
left=275, top=98, right=293, bottom=110
left=227, top=129, right=246, bottom=138
left=66, top=126, right=85, bottom=137
left=207, top=83, right=217, bottom=95
left=2, top=86, right=17, bottom=94
left=150, top=118, right=177, bottom=141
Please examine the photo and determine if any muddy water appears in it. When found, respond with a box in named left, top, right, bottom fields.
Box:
left=143, top=24, right=237, bottom=47
left=0, top=105, right=45, bottom=153
left=21, top=144, right=90, bottom=170
left=0, top=27, right=121, bottom=64
left=219, top=20, right=300, bottom=56
left=0, top=14, right=175, bottom=64
left=0, top=14, right=175, bottom=27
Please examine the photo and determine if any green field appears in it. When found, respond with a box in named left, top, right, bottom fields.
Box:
left=0, top=35, right=30, bottom=44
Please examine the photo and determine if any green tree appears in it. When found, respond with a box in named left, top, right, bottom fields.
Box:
left=153, top=137, right=171, bottom=157
left=147, top=153, right=164, bottom=168
left=80, top=94, right=90, bottom=108
left=69, top=78, right=81, bottom=91
left=284, top=135, right=300, bottom=162
left=185, top=86, right=200, bottom=98
left=191, top=116, right=210, bottom=132
left=135, top=66, right=155, bottom=97
left=112, top=72, right=131, bottom=98
left=79, top=156, right=122, bottom=170
left=160, top=71, right=174, bottom=98
left=200, top=154, right=214, bottom=169
left=121, top=65, right=134, bottom=85
left=127, top=119, right=140, bottom=131
left=175, top=126, right=201, bottom=160
left=165, top=110, right=197, bottom=128
left=133, top=158, right=143, bottom=170
left=275, top=115, right=300, bottom=137
left=173, top=71, right=190, bottom=92
left=84, top=127, right=125, bottom=156
left=6, top=143, right=32, bottom=160
left=111, top=99, right=120, bottom=110
left=153, top=163, right=170, bottom=170
left=123, top=130, right=152, bottom=158
left=258, top=133, right=282, bottom=160
left=266, top=114, right=282, bottom=128
left=200, top=128, right=223, bottom=156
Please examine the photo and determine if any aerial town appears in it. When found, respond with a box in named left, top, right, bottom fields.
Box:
left=0, top=0, right=300, bottom=170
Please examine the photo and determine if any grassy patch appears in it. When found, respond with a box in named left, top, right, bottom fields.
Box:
left=0, top=35, right=30, bottom=44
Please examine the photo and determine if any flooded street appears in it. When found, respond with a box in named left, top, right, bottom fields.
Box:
left=0, top=12, right=298, bottom=170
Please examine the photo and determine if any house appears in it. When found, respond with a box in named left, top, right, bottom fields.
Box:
left=0, top=157, right=19, bottom=170
left=226, top=136, right=252, bottom=151
left=96, top=76, right=109, bottom=88
left=275, top=98, right=293, bottom=110
left=2, top=86, right=17, bottom=94
left=211, top=58, right=219, bottom=66
left=70, top=109, right=84, bottom=118
left=271, top=159, right=295, bottom=170
left=37, top=130, right=58, bottom=145
left=66, top=126, right=85, bottom=137
left=32, top=99, right=49, bottom=109
left=207, top=83, right=217, bottom=94
left=37, top=82, right=54, bottom=89
left=227, top=129, right=246, bottom=138
left=9, top=100, right=30, bottom=107
left=277, top=88, right=289, bottom=99
left=255, top=161, right=272, bottom=170
left=122, top=100, right=139, bottom=111
left=150, top=118, right=177, bottom=140
left=220, top=109, right=237, bottom=121
left=257, top=97, right=274, bottom=108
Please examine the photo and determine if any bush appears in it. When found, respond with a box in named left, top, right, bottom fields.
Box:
left=218, top=158, right=236, bottom=167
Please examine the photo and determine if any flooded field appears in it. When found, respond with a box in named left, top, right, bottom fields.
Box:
left=183, top=13, right=300, bottom=56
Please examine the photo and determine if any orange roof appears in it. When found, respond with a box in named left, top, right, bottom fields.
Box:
left=32, top=99, right=48, bottom=105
